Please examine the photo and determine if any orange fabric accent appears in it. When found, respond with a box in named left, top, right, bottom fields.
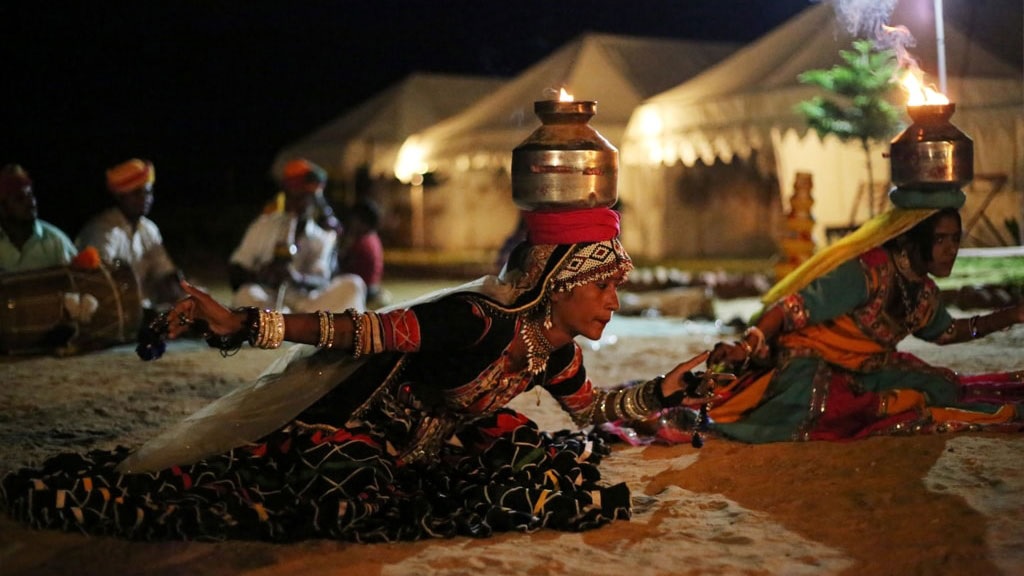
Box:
left=71, top=246, right=102, bottom=270
left=778, top=316, right=886, bottom=372
left=708, top=371, right=776, bottom=423
left=533, top=489, right=552, bottom=515
left=251, top=503, right=270, bottom=522
left=928, top=404, right=1017, bottom=425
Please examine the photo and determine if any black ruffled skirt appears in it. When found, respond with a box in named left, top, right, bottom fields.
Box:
left=2, top=409, right=630, bottom=542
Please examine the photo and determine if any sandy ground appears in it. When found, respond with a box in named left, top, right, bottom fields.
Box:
left=1, top=293, right=1023, bottom=576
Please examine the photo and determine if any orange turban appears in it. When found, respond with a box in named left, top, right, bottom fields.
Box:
left=282, top=158, right=327, bottom=190
left=107, top=159, right=155, bottom=194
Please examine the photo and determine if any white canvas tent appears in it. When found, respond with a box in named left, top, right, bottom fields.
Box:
left=395, top=33, right=742, bottom=253
left=271, top=72, right=505, bottom=191
left=621, top=0, right=1023, bottom=259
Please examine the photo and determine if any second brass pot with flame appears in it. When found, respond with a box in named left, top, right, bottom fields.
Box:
left=889, top=103, right=973, bottom=189
left=511, top=100, right=618, bottom=211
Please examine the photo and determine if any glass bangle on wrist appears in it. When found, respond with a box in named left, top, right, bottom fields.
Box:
left=743, top=326, right=766, bottom=353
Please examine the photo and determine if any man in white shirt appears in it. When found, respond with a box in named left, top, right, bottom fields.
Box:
left=228, top=159, right=365, bottom=313
left=76, top=158, right=184, bottom=310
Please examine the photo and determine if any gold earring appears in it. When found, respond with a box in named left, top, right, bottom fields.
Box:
left=543, top=299, right=553, bottom=330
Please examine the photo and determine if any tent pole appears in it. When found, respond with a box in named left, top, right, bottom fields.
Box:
left=934, top=0, right=947, bottom=94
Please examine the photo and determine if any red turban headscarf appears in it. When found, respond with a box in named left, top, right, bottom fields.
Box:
left=521, top=207, right=620, bottom=244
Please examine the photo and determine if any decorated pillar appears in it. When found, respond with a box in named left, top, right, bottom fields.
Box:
left=774, top=171, right=817, bottom=280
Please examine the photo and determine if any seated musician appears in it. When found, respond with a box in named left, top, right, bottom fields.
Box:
left=0, top=164, right=77, bottom=273
left=76, top=159, right=185, bottom=311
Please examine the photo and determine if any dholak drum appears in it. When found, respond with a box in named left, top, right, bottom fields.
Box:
left=0, top=262, right=142, bottom=354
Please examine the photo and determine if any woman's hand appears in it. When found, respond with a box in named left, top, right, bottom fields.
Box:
left=165, top=281, right=244, bottom=339
left=659, top=351, right=710, bottom=400
left=708, top=340, right=750, bottom=371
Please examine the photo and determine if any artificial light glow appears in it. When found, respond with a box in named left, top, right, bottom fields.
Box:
left=635, top=108, right=664, bottom=137
left=900, top=69, right=949, bottom=106
left=394, top=138, right=430, bottom=183
left=559, top=88, right=574, bottom=102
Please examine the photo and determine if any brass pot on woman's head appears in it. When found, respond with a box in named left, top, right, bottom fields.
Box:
left=889, top=103, right=973, bottom=190
left=511, top=99, right=618, bottom=211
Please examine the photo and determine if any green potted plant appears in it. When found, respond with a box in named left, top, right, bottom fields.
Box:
left=795, top=39, right=903, bottom=220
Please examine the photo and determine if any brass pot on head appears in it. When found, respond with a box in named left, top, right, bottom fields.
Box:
left=889, top=103, right=973, bottom=189
left=511, top=99, right=618, bottom=211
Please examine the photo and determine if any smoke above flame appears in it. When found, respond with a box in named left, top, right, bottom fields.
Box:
left=825, top=0, right=946, bottom=104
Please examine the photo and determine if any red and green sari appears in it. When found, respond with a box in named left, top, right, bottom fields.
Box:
left=708, top=247, right=1022, bottom=443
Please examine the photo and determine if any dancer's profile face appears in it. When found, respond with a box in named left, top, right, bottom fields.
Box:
left=927, top=214, right=961, bottom=278
left=550, top=270, right=625, bottom=341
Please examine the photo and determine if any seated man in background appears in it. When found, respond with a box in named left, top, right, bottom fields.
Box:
left=0, top=164, right=78, bottom=272
left=229, top=158, right=365, bottom=313
left=335, top=199, right=386, bottom=307
left=262, top=159, right=343, bottom=236
left=77, top=158, right=185, bottom=311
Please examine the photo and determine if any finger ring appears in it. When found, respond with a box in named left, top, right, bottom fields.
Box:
left=178, top=312, right=192, bottom=326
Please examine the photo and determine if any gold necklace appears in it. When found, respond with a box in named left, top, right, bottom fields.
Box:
left=520, top=316, right=556, bottom=375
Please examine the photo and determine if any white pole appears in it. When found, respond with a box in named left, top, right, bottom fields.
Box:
left=411, top=182, right=424, bottom=249
left=934, top=0, right=947, bottom=94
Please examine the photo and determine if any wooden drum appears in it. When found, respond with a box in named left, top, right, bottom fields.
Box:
left=0, top=262, right=142, bottom=354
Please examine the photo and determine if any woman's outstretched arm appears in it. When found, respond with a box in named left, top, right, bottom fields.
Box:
left=164, top=280, right=359, bottom=352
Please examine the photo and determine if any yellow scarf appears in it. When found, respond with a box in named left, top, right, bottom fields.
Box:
left=761, top=208, right=937, bottom=304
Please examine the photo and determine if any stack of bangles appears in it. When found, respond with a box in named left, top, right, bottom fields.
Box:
left=223, top=307, right=385, bottom=358
left=250, top=308, right=286, bottom=349
left=209, top=307, right=286, bottom=352
left=316, top=310, right=336, bottom=349
left=591, top=379, right=663, bottom=424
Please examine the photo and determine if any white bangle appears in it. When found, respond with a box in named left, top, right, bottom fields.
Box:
left=743, top=326, right=766, bottom=355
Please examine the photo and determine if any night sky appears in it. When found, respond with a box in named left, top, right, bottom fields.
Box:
left=2, top=0, right=816, bottom=262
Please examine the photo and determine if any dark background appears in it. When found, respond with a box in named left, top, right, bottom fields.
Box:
left=0, top=0, right=912, bottom=270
